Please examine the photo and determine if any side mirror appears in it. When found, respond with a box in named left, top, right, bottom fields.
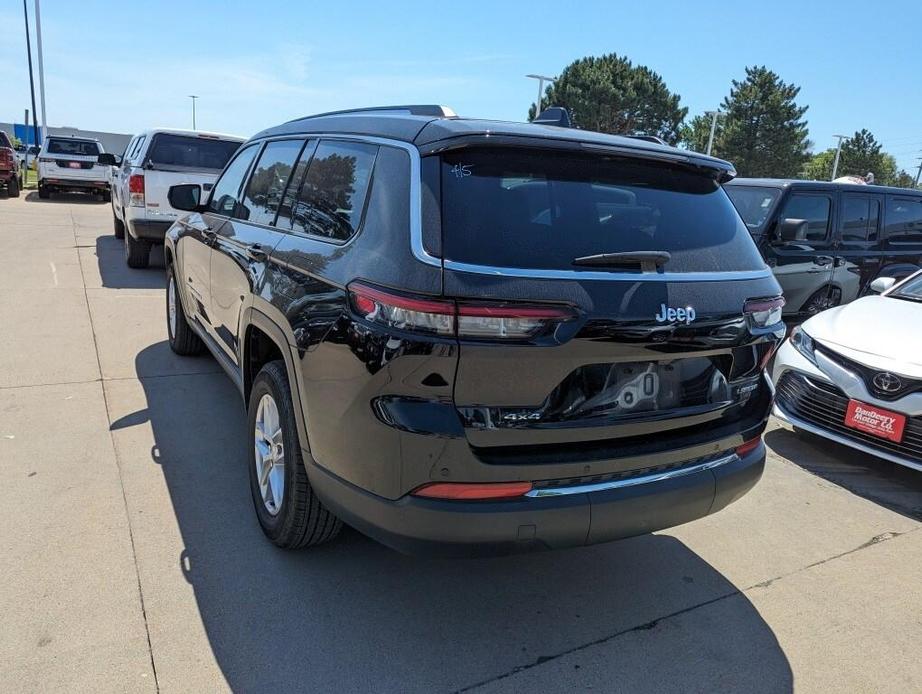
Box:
left=97, top=153, right=120, bottom=166
left=869, top=276, right=896, bottom=294
left=168, top=183, right=204, bottom=212
left=777, top=218, right=809, bottom=243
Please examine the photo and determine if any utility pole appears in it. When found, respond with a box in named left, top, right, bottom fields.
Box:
left=188, top=95, right=198, bottom=129
left=914, top=157, right=922, bottom=188
left=704, top=110, right=722, bottom=156
left=830, top=134, right=848, bottom=180
left=22, top=0, right=40, bottom=154
left=34, top=0, right=47, bottom=144
left=525, top=74, right=555, bottom=118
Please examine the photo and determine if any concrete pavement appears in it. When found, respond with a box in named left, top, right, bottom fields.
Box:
left=1, top=191, right=921, bottom=693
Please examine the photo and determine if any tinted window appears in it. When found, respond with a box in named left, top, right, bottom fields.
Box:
left=0, top=132, right=12, bottom=149
left=777, top=194, right=830, bottom=242
left=274, top=141, right=317, bottom=229
left=146, top=134, right=240, bottom=171
left=725, top=185, right=781, bottom=232
left=47, top=139, right=100, bottom=156
left=288, top=141, right=378, bottom=241
left=440, top=148, right=766, bottom=272
left=238, top=139, right=305, bottom=226
left=840, top=196, right=880, bottom=242
left=886, top=197, right=922, bottom=243
left=207, top=144, right=258, bottom=216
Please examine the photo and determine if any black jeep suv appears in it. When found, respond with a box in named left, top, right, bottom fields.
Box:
left=164, top=105, right=784, bottom=556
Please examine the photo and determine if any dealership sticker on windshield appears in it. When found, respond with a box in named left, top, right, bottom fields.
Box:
left=844, top=400, right=906, bottom=443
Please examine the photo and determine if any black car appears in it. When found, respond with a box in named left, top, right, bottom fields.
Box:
left=726, top=178, right=922, bottom=318
left=164, top=105, right=784, bottom=556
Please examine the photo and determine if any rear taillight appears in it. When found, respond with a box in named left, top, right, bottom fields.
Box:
left=412, top=481, right=533, bottom=500
left=129, top=173, right=145, bottom=207
left=735, top=436, right=762, bottom=457
left=348, top=283, right=576, bottom=340
left=744, top=296, right=785, bottom=328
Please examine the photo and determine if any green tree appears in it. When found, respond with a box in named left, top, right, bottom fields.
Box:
left=804, top=130, right=900, bottom=185
left=530, top=54, right=687, bottom=144
left=803, top=148, right=837, bottom=180
left=717, top=66, right=811, bottom=177
left=893, top=170, right=918, bottom=189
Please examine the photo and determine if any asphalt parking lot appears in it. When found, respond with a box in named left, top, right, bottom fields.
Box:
left=2, top=192, right=922, bottom=693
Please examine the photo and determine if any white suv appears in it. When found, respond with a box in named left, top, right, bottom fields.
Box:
left=37, top=136, right=110, bottom=200
left=101, top=129, right=243, bottom=268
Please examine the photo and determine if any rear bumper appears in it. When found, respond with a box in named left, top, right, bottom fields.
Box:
left=41, top=177, right=108, bottom=190
left=127, top=219, right=171, bottom=242
left=309, top=444, right=765, bottom=557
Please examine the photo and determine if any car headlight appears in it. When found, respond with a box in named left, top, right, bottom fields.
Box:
left=789, top=325, right=817, bottom=365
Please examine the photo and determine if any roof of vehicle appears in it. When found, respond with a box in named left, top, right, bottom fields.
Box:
left=252, top=105, right=735, bottom=176
left=43, top=135, right=100, bottom=143
left=727, top=177, right=922, bottom=196
left=135, top=128, right=246, bottom=142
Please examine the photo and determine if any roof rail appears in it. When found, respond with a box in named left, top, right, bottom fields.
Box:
left=625, top=134, right=669, bottom=146
left=293, top=105, right=457, bottom=121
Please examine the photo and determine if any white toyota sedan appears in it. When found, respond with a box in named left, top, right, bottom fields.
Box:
left=772, top=271, right=922, bottom=472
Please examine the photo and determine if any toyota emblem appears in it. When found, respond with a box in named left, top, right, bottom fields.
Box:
left=872, top=372, right=902, bottom=393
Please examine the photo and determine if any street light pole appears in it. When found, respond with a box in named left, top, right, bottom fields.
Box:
left=188, top=95, right=199, bottom=129
left=704, top=110, right=722, bottom=156
left=22, top=0, right=40, bottom=153
left=525, top=74, right=556, bottom=118
left=914, top=157, right=922, bottom=188
left=830, top=134, right=848, bottom=180
left=34, top=0, right=47, bottom=144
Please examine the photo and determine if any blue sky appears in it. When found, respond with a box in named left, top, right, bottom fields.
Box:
left=2, top=0, right=921, bottom=173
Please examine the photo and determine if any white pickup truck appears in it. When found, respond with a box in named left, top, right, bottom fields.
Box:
left=100, top=129, right=243, bottom=268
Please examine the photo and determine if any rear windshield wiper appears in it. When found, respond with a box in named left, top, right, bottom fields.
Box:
left=572, top=251, right=671, bottom=272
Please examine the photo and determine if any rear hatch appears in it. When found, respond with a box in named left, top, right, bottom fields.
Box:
left=140, top=133, right=241, bottom=222
left=41, top=138, right=105, bottom=181
left=436, top=146, right=783, bottom=459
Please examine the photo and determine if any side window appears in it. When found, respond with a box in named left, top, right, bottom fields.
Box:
left=840, top=196, right=879, bottom=242
left=885, top=197, right=922, bottom=243
left=207, top=144, right=259, bottom=217
left=237, top=139, right=305, bottom=226
left=126, top=136, right=146, bottom=167
left=275, top=140, right=317, bottom=229
left=289, top=140, right=378, bottom=241
left=778, top=194, right=831, bottom=242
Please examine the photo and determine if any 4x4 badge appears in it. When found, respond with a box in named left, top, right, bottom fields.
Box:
left=655, top=303, right=697, bottom=325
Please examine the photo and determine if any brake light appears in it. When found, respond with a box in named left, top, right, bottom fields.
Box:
left=129, top=173, right=145, bottom=207
left=412, top=481, right=533, bottom=500
left=744, top=296, right=785, bottom=328
left=348, top=283, right=576, bottom=340
left=735, top=436, right=762, bottom=457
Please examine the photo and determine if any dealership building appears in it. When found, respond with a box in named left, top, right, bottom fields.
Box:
left=0, top=122, right=132, bottom=156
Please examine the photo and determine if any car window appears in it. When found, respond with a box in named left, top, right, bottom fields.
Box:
left=440, top=147, right=767, bottom=272
left=129, top=135, right=146, bottom=163
left=46, top=139, right=101, bottom=156
left=288, top=140, right=378, bottom=241
left=145, top=134, right=241, bottom=171
left=0, top=132, right=12, bottom=149
left=840, top=195, right=880, bottom=242
left=725, top=185, right=781, bottom=232
left=885, top=197, right=922, bottom=243
left=237, top=139, right=305, bottom=226
left=274, top=140, right=317, bottom=229
left=777, top=194, right=831, bottom=242
left=207, top=144, right=259, bottom=217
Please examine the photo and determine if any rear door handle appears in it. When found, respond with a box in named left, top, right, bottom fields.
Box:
left=246, top=243, right=268, bottom=261
left=814, top=255, right=833, bottom=266
left=201, top=228, right=216, bottom=243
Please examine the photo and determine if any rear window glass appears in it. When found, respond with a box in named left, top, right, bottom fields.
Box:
left=47, top=139, right=100, bottom=156
left=725, top=185, right=781, bottom=232
left=440, top=148, right=766, bottom=273
left=146, top=134, right=240, bottom=170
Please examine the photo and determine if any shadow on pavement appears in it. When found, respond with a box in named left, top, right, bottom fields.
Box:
left=766, top=428, right=922, bottom=521
left=94, top=235, right=165, bottom=289
left=113, top=342, right=793, bottom=693
left=24, top=191, right=107, bottom=204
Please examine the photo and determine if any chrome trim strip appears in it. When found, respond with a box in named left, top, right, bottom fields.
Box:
left=443, top=260, right=774, bottom=283
left=772, top=403, right=922, bottom=473
left=524, top=453, right=739, bottom=497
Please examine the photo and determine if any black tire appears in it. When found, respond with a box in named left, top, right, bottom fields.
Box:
left=38, top=183, right=50, bottom=199
left=125, top=230, right=151, bottom=268
left=113, top=212, right=125, bottom=239
left=166, top=264, right=205, bottom=356
left=248, top=360, right=342, bottom=549
left=7, top=176, right=20, bottom=198
left=801, top=286, right=841, bottom=316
